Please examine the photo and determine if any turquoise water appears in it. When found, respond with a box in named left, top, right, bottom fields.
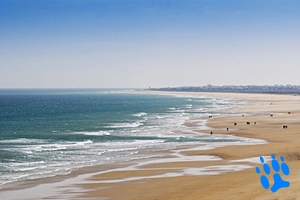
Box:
left=0, top=89, right=243, bottom=188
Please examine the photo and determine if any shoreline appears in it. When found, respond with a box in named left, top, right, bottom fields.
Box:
left=1, top=91, right=300, bottom=199
left=0, top=90, right=250, bottom=191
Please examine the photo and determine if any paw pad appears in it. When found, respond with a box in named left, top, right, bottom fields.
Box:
left=255, top=154, right=290, bottom=192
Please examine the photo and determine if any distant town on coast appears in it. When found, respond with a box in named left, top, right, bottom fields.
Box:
left=149, top=85, right=300, bottom=95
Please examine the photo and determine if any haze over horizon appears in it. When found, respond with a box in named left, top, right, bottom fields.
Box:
left=1, top=0, right=300, bottom=88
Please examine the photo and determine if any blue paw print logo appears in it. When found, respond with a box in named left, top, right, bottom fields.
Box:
left=255, top=154, right=290, bottom=192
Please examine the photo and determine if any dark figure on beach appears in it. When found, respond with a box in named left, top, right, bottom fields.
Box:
left=270, top=114, right=273, bottom=117
left=288, top=112, right=291, bottom=114
left=254, top=122, right=257, bottom=124
left=247, top=122, right=250, bottom=125
left=209, top=116, right=213, bottom=118
left=210, top=131, right=213, bottom=135
left=226, top=128, right=229, bottom=131
left=283, top=125, right=288, bottom=129
left=234, top=123, right=237, bottom=126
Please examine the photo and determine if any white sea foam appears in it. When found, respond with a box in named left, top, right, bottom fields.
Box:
left=0, top=138, right=46, bottom=144
left=132, top=112, right=147, bottom=117
left=185, top=104, right=193, bottom=108
left=101, top=139, right=165, bottom=149
left=75, top=140, right=93, bottom=145
left=156, top=115, right=165, bottom=119
left=10, top=161, right=45, bottom=167
left=74, top=131, right=110, bottom=136
left=18, top=140, right=94, bottom=154
left=15, top=166, right=41, bottom=172
left=106, top=121, right=143, bottom=128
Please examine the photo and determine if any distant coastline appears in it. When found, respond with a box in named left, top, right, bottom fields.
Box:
left=149, top=85, right=300, bottom=95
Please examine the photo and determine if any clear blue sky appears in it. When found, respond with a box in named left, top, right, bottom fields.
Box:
left=1, top=0, right=300, bottom=88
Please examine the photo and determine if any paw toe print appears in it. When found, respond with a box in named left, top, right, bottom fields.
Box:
left=255, top=154, right=290, bottom=192
left=255, top=156, right=270, bottom=189
left=280, top=156, right=290, bottom=176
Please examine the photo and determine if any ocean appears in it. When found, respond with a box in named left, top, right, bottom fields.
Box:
left=0, top=89, right=257, bottom=189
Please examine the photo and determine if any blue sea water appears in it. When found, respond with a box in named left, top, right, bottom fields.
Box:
left=0, top=89, right=246, bottom=188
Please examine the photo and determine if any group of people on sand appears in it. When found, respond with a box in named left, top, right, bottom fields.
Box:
left=209, top=111, right=291, bottom=135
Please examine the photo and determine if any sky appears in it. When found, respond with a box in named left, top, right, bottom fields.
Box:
left=1, top=0, right=300, bottom=88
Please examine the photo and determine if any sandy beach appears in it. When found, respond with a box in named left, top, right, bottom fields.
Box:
left=1, top=91, right=299, bottom=200
left=73, top=91, right=300, bottom=200
left=3, top=1, right=300, bottom=199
